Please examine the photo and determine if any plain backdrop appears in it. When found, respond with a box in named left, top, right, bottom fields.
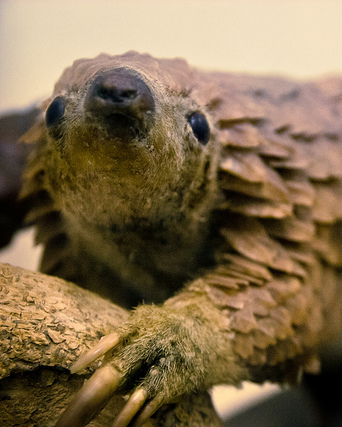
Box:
left=1, top=0, right=342, bottom=421
left=2, top=0, right=342, bottom=112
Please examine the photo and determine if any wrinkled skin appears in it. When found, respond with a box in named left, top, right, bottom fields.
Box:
left=17, top=52, right=342, bottom=425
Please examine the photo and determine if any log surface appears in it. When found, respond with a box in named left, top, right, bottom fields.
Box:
left=0, top=262, right=129, bottom=426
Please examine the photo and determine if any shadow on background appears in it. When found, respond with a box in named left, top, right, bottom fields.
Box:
left=225, top=368, right=342, bottom=427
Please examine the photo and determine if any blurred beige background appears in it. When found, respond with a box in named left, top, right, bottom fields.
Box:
left=1, top=0, right=342, bottom=421
left=2, top=0, right=342, bottom=111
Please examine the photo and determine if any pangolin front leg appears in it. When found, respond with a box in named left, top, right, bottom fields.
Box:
left=56, top=297, right=245, bottom=427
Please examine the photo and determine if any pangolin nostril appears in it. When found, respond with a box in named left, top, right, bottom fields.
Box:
left=96, top=87, right=138, bottom=103
left=85, top=68, right=155, bottom=120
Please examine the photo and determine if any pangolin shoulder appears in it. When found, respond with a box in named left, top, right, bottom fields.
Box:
left=196, top=71, right=342, bottom=372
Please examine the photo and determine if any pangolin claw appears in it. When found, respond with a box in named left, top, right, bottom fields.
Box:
left=111, top=388, right=147, bottom=427
left=55, top=365, right=121, bottom=427
left=131, top=394, right=164, bottom=427
left=71, top=332, right=121, bottom=373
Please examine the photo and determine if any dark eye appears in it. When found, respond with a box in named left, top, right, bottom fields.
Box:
left=46, top=96, right=66, bottom=128
left=187, top=112, right=210, bottom=145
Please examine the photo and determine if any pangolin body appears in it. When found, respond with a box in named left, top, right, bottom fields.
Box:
left=16, top=51, right=342, bottom=425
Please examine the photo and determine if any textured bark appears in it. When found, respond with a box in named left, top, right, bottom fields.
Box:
left=0, top=262, right=129, bottom=426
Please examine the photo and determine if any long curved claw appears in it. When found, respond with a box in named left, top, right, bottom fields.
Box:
left=131, top=395, right=164, bottom=427
left=112, top=388, right=147, bottom=427
left=56, top=365, right=122, bottom=427
left=71, top=332, right=121, bottom=373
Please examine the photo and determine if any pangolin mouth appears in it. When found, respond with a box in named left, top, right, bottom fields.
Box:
left=104, top=113, right=143, bottom=141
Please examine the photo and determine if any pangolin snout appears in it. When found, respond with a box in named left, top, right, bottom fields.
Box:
left=84, top=68, right=155, bottom=139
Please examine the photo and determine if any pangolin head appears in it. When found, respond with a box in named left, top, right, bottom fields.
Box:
left=24, top=51, right=221, bottom=229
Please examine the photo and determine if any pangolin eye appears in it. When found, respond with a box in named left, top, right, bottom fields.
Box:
left=187, top=112, right=210, bottom=145
left=46, top=96, right=66, bottom=128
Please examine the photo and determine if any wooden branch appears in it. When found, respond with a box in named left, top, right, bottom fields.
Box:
left=0, top=262, right=130, bottom=426
left=0, top=263, right=222, bottom=426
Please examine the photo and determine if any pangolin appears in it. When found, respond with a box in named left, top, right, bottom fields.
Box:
left=4, top=51, right=342, bottom=425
